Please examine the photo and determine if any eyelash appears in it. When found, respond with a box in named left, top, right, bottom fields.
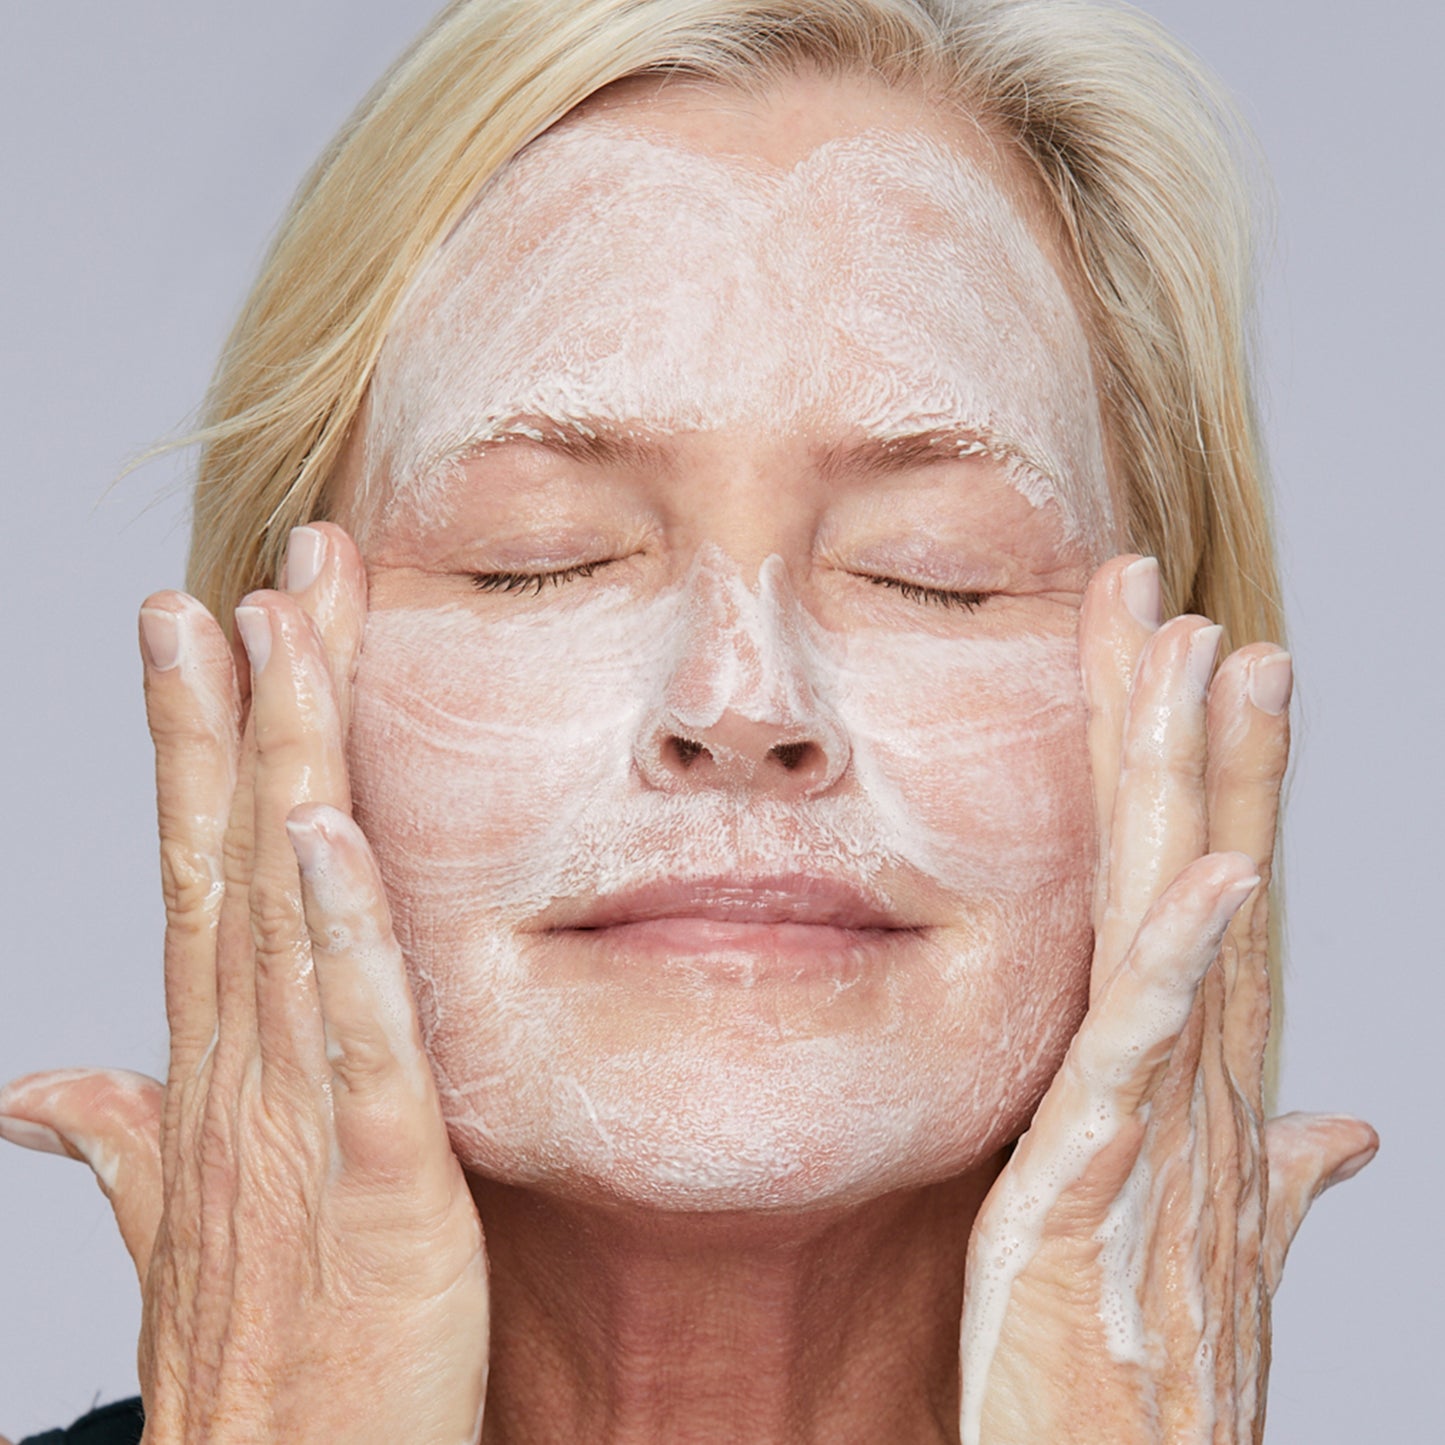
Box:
left=865, top=576, right=987, bottom=611
left=470, top=561, right=987, bottom=612
left=470, top=561, right=613, bottom=594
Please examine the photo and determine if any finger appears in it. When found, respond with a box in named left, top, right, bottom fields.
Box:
left=1262, top=1111, right=1378, bottom=1295
left=1205, top=645, right=1291, bottom=1107
left=235, top=592, right=350, bottom=1090
left=1079, top=555, right=1162, bottom=934
left=286, top=804, right=453, bottom=1187
left=213, top=697, right=262, bottom=1057
left=961, top=852, right=1260, bottom=1408
left=140, top=594, right=242, bottom=1078
left=0, top=1068, right=164, bottom=1277
left=1194, top=949, right=1258, bottom=1426
left=1007, top=853, right=1258, bottom=1220
left=1093, top=614, right=1221, bottom=998
left=280, top=523, right=368, bottom=733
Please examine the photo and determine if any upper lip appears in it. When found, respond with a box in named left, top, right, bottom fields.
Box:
left=549, top=875, right=914, bottom=931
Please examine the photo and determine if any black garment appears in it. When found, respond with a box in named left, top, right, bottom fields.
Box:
left=20, top=1398, right=144, bottom=1445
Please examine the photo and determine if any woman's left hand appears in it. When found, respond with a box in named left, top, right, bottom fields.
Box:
left=958, top=554, right=1378, bottom=1444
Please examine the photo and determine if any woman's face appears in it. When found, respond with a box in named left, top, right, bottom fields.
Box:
left=335, top=73, right=1117, bottom=1211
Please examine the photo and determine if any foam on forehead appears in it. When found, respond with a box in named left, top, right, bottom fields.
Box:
left=364, top=118, right=1113, bottom=549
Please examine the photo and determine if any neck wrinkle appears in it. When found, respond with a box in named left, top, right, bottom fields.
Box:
left=471, top=1159, right=1004, bottom=1444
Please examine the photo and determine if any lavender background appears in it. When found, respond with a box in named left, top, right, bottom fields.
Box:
left=2, top=2, right=1439, bottom=1436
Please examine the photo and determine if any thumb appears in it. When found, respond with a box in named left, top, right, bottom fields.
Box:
left=1262, top=1109, right=1379, bottom=1296
left=0, top=1068, right=164, bottom=1278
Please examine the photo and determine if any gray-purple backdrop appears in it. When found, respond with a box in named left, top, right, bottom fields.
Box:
left=1, top=2, right=1437, bottom=1437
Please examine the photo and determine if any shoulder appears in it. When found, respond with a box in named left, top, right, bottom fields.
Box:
left=15, top=1398, right=144, bottom=1445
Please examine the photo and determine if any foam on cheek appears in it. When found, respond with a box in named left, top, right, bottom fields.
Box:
left=352, top=555, right=1086, bottom=916
left=347, top=553, right=1095, bottom=1207
left=838, top=627, right=1090, bottom=897
left=360, top=124, right=1112, bottom=552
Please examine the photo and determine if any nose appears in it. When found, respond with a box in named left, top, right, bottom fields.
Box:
left=633, top=554, right=849, bottom=798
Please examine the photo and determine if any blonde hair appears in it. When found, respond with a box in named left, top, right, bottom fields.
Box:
left=184, top=0, right=1283, bottom=1073
left=188, top=0, right=1274, bottom=633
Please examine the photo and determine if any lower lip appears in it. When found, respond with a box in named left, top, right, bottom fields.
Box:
left=555, top=917, right=913, bottom=982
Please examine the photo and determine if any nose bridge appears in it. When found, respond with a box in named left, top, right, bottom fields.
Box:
left=637, top=549, right=849, bottom=793
left=665, top=551, right=820, bottom=732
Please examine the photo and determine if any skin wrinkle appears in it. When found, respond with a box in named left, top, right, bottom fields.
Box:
left=339, top=110, right=1107, bottom=1215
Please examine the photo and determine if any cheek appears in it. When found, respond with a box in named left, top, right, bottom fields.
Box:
left=835, top=630, right=1096, bottom=896
left=346, top=603, right=654, bottom=924
left=345, top=601, right=1098, bottom=1207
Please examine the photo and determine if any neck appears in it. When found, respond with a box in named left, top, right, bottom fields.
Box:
left=471, top=1159, right=1002, bottom=1445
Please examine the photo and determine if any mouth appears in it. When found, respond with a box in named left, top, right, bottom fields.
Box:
left=540, top=875, right=922, bottom=981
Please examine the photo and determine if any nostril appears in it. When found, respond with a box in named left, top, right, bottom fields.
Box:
left=769, top=741, right=810, bottom=771
left=670, top=736, right=707, bottom=769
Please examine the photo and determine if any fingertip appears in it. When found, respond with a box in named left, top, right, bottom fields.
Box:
left=285, top=809, right=329, bottom=876
left=1206, top=852, right=1262, bottom=933
left=1187, top=622, right=1224, bottom=697
left=1094, top=552, right=1146, bottom=585
left=306, top=520, right=365, bottom=565
left=0, top=1069, right=67, bottom=1116
left=285, top=802, right=364, bottom=871
left=287, top=800, right=362, bottom=845
left=234, top=601, right=274, bottom=675
left=0, top=1115, right=73, bottom=1159
left=287, top=807, right=384, bottom=939
left=1215, top=848, right=1262, bottom=886
left=139, top=593, right=223, bottom=675
left=1170, top=850, right=1260, bottom=924
left=0, top=1069, right=163, bottom=1179
left=1247, top=650, right=1293, bottom=717
left=1320, top=1117, right=1380, bottom=1191
left=1120, top=554, right=1161, bottom=629
left=283, top=525, right=328, bottom=593
left=140, top=587, right=203, bottom=615
left=139, top=605, right=182, bottom=672
left=282, top=522, right=367, bottom=615
left=1081, top=553, right=1146, bottom=624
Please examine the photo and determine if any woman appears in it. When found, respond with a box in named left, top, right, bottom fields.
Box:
left=0, top=0, right=1377, bottom=1440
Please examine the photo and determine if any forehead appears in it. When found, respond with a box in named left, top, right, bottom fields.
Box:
left=363, top=82, right=1112, bottom=549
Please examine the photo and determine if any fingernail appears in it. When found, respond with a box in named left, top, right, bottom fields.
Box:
left=1214, top=870, right=1262, bottom=931
left=235, top=605, right=272, bottom=674
left=1122, top=556, right=1161, bottom=629
left=0, top=1115, right=70, bottom=1158
left=285, top=526, right=326, bottom=592
left=139, top=607, right=182, bottom=672
left=285, top=814, right=329, bottom=875
left=1248, top=651, right=1293, bottom=716
left=1323, top=1140, right=1379, bottom=1191
left=1188, top=624, right=1224, bottom=697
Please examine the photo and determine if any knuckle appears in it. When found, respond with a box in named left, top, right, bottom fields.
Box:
left=149, top=707, right=227, bottom=750
left=159, top=844, right=224, bottom=925
left=253, top=721, right=320, bottom=765
left=248, top=882, right=306, bottom=961
left=329, top=1029, right=400, bottom=1093
left=221, top=818, right=256, bottom=885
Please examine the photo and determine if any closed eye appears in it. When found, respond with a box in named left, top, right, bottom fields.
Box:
left=864, top=575, right=988, bottom=611
left=470, top=559, right=616, bottom=595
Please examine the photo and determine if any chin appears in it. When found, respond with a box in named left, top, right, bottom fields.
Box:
left=427, top=920, right=1092, bottom=1214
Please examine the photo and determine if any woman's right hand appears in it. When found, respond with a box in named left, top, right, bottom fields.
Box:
left=0, top=525, right=489, bottom=1444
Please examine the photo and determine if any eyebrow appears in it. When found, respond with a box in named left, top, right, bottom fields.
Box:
left=417, top=413, right=667, bottom=480
left=415, top=413, right=1051, bottom=487
left=814, top=424, right=1045, bottom=485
